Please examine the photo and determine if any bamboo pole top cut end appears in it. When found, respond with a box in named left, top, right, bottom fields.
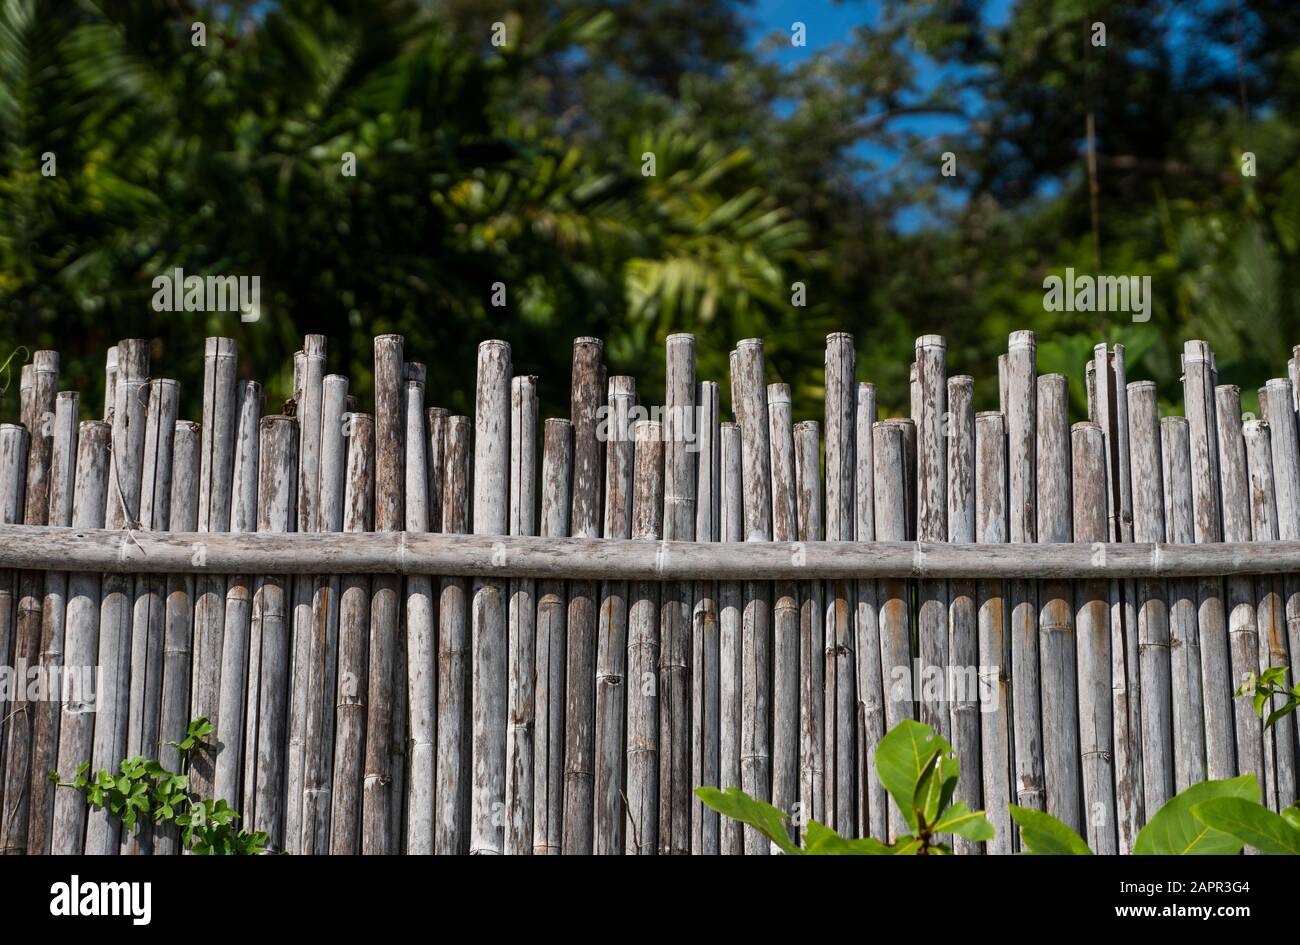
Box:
left=573, top=335, right=603, bottom=349
left=826, top=331, right=854, bottom=345
left=303, top=333, right=328, bottom=355
left=149, top=377, right=181, bottom=393
left=260, top=414, right=297, bottom=431
left=1072, top=420, right=1102, bottom=434
left=948, top=374, right=974, bottom=392
left=56, top=390, right=78, bottom=404
left=79, top=419, right=111, bottom=434
left=721, top=420, right=739, bottom=432
left=204, top=337, right=238, bottom=357
left=1214, top=383, right=1241, bottom=399
left=666, top=332, right=696, bottom=346
left=1009, top=329, right=1036, bottom=350
left=857, top=380, right=876, bottom=394
left=1264, top=377, right=1292, bottom=393
left=1183, top=339, right=1213, bottom=361
left=767, top=383, right=791, bottom=404
left=915, top=333, right=946, bottom=351
left=543, top=417, right=572, bottom=431
left=0, top=422, right=27, bottom=435
left=793, top=419, right=818, bottom=433
left=736, top=337, right=763, bottom=351
left=32, top=350, right=58, bottom=373
left=608, top=375, right=635, bottom=396
left=633, top=419, right=661, bottom=441
left=879, top=417, right=914, bottom=428
left=1161, top=415, right=1189, bottom=430
left=1243, top=419, right=1270, bottom=434
left=1128, top=379, right=1157, bottom=393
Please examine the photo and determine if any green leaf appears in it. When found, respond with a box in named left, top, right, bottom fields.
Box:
left=1009, top=805, right=1093, bottom=854
left=693, top=786, right=800, bottom=855
left=1192, top=797, right=1300, bottom=855
left=1134, top=776, right=1257, bottom=854
left=876, top=720, right=950, bottom=833
left=801, top=820, right=898, bottom=855
left=932, top=802, right=995, bottom=842
left=1281, top=806, right=1300, bottom=834
left=913, top=750, right=960, bottom=831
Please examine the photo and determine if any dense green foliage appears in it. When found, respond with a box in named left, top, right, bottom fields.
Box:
left=2, top=1, right=1298, bottom=420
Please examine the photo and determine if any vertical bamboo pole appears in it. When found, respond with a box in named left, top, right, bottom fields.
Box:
left=405, top=367, right=436, bottom=855
left=300, top=373, right=348, bottom=854
left=875, top=418, right=913, bottom=839
left=563, top=337, right=603, bottom=855
left=768, top=382, right=799, bottom=842
left=191, top=336, right=237, bottom=801
left=533, top=418, right=572, bottom=854
left=718, top=421, right=744, bottom=855
left=1095, top=344, right=1141, bottom=850
left=213, top=381, right=262, bottom=813
left=975, top=411, right=1012, bottom=853
left=433, top=416, right=471, bottom=853
left=1072, top=421, right=1117, bottom=854
left=1, top=349, right=56, bottom=853
left=1261, top=378, right=1300, bottom=767
left=594, top=376, right=633, bottom=855
left=625, top=420, right=664, bottom=854
left=363, top=334, right=406, bottom=854
left=155, top=420, right=199, bottom=855
left=49, top=420, right=108, bottom=855
left=824, top=334, right=856, bottom=836
left=245, top=416, right=298, bottom=851
left=1036, top=373, right=1080, bottom=834
left=1162, top=416, right=1206, bottom=790
left=796, top=420, right=826, bottom=835
left=1216, top=384, right=1263, bottom=792
left=1127, top=381, right=1172, bottom=816
left=469, top=339, right=513, bottom=856
left=660, top=333, right=695, bottom=854
left=854, top=385, right=885, bottom=840
left=87, top=338, right=148, bottom=855
left=1183, top=341, right=1233, bottom=781
left=328, top=413, right=375, bottom=854
left=914, top=336, right=949, bottom=753
left=27, top=389, right=78, bottom=854
left=506, top=374, right=539, bottom=855
left=0, top=423, right=29, bottom=831
left=103, top=346, right=118, bottom=423
left=693, top=380, right=721, bottom=854
left=733, top=339, right=772, bottom=854
left=947, top=375, right=980, bottom=853
left=1244, top=419, right=1296, bottom=811
left=124, top=379, right=179, bottom=822
left=1006, top=330, right=1043, bottom=810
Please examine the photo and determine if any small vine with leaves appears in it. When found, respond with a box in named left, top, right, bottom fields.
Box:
left=51, top=717, right=269, bottom=855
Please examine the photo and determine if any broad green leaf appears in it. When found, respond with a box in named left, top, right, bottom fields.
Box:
left=1133, top=775, right=1257, bottom=855
left=932, top=802, right=995, bottom=842
left=801, top=821, right=898, bottom=855
left=913, top=750, right=960, bottom=830
left=1009, top=805, right=1093, bottom=854
left=1193, top=798, right=1300, bottom=855
left=694, top=786, right=800, bottom=855
left=876, top=720, right=950, bottom=832
left=1281, top=806, right=1300, bottom=834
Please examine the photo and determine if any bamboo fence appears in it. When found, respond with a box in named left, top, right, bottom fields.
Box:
left=0, top=329, right=1297, bottom=855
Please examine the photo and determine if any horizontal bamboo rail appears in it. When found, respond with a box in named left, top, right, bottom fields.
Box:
left=3, top=525, right=1300, bottom=580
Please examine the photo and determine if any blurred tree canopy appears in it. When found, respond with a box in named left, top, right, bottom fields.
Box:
left=1, top=0, right=1297, bottom=423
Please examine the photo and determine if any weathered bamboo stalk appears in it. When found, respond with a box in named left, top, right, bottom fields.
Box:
left=363, top=334, right=406, bottom=855
left=733, top=339, right=772, bottom=855
left=594, top=375, right=633, bottom=855
left=1244, top=419, right=1296, bottom=811
left=49, top=421, right=109, bottom=855
left=823, top=333, right=855, bottom=837
left=245, top=416, right=298, bottom=851
left=327, top=413, right=375, bottom=854
left=768, top=382, right=799, bottom=843
left=692, top=380, right=721, bottom=854
left=975, top=411, right=1011, bottom=854
left=1183, top=341, right=1233, bottom=781
left=563, top=337, right=603, bottom=855
left=405, top=367, right=436, bottom=855
left=1162, top=416, right=1206, bottom=790
left=718, top=421, right=743, bottom=855
left=1072, top=421, right=1117, bottom=854
left=26, top=389, right=78, bottom=854
left=1036, top=373, right=1080, bottom=834
left=301, top=373, right=348, bottom=854
left=947, top=375, right=979, bottom=853
left=87, top=338, right=149, bottom=855
left=155, top=420, right=199, bottom=856
left=659, top=333, right=695, bottom=854
left=533, top=418, right=571, bottom=855
left=853, top=385, right=885, bottom=841
left=796, top=420, right=826, bottom=834
left=191, top=336, right=238, bottom=802
left=875, top=418, right=913, bottom=840
left=1216, top=384, right=1263, bottom=794
left=625, top=420, right=663, bottom=854
left=915, top=336, right=949, bottom=753
left=1127, top=381, right=1173, bottom=817
left=1006, top=330, right=1043, bottom=811
left=506, top=374, right=539, bottom=855
left=1, top=349, right=56, bottom=853
left=213, top=381, right=262, bottom=817
left=433, top=416, right=471, bottom=853
left=0, top=423, right=29, bottom=833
